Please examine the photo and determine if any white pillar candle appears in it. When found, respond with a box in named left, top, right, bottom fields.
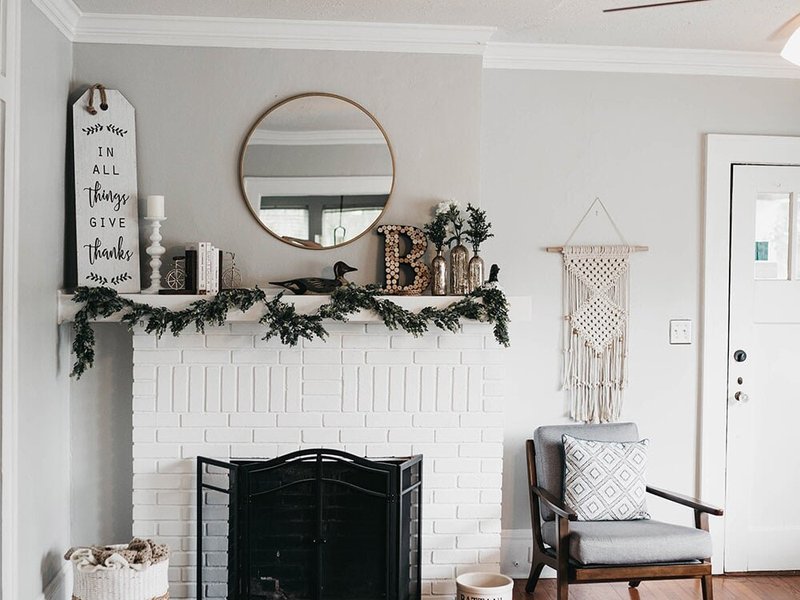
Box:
left=146, top=195, right=165, bottom=219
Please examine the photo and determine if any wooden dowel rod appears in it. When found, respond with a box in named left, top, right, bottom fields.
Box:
left=545, top=245, right=649, bottom=253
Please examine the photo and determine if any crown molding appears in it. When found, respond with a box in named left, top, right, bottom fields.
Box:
left=31, top=1, right=800, bottom=78
left=31, top=0, right=81, bottom=41
left=251, top=129, right=387, bottom=146
left=484, top=42, right=800, bottom=79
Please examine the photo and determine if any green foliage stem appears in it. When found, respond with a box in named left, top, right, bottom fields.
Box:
left=69, top=284, right=511, bottom=378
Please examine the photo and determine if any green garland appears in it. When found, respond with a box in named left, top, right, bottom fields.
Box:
left=70, top=284, right=510, bottom=378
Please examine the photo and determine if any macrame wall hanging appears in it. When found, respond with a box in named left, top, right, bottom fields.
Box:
left=547, top=198, right=648, bottom=423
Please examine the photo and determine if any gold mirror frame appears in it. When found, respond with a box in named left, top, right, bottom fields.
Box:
left=238, top=92, right=396, bottom=250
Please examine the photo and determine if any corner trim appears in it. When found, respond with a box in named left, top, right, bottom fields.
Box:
left=483, top=42, right=800, bottom=79
left=29, top=0, right=80, bottom=42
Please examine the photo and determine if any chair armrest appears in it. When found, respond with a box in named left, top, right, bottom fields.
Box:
left=531, top=485, right=578, bottom=521
left=646, top=485, right=724, bottom=516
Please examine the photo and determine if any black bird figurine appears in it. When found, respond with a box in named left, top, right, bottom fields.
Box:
left=269, top=261, right=358, bottom=295
left=487, top=263, right=500, bottom=284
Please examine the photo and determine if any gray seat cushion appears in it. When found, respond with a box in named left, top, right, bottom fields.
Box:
left=541, top=519, right=712, bottom=565
left=533, top=423, right=640, bottom=521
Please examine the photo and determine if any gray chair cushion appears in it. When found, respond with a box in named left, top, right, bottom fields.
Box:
left=533, top=423, right=639, bottom=521
left=541, top=519, right=712, bottom=565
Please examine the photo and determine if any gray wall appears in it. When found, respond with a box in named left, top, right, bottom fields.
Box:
left=19, top=3, right=73, bottom=596
left=68, top=42, right=800, bottom=544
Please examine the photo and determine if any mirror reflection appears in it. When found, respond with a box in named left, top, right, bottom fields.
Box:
left=240, top=93, right=394, bottom=249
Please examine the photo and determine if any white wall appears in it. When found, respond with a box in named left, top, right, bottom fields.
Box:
left=18, top=2, right=73, bottom=597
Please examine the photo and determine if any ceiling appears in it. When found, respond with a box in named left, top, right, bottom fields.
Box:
left=72, top=0, right=800, bottom=53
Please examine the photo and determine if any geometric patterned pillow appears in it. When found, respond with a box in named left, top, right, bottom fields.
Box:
left=562, top=434, right=650, bottom=521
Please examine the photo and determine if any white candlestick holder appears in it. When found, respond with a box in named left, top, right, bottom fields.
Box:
left=142, top=216, right=166, bottom=294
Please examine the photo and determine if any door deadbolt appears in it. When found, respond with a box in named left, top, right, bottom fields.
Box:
left=733, top=350, right=747, bottom=363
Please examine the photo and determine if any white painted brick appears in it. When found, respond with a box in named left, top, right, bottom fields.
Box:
left=413, top=414, right=459, bottom=428
left=373, top=366, right=389, bottom=411
left=279, top=350, right=302, bottom=364
left=323, top=413, right=364, bottom=427
left=434, top=458, right=480, bottom=473
left=483, top=381, right=504, bottom=397
left=435, top=489, right=480, bottom=504
left=391, top=336, right=437, bottom=349
left=461, top=413, right=503, bottom=428
left=344, top=444, right=367, bottom=455
left=133, top=443, right=180, bottom=458
left=420, top=366, right=436, bottom=412
left=159, top=521, right=194, bottom=536
left=173, top=365, right=190, bottom=412
left=481, top=459, right=503, bottom=474
left=438, top=335, right=483, bottom=349
left=184, top=350, right=231, bottom=364
left=431, top=549, right=477, bottom=564
left=302, top=365, right=341, bottom=380
left=302, top=429, right=339, bottom=444
left=181, top=413, right=227, bottom=427
left=366, top=413, right=412, bottom=428
left=134, top=349, right=182, bottom=365
left=412, top=444, right=458, bottom=458
left=158, top=491, right=194, bottom=506
left=303, top=396, right=341, bottom=412
left=276, top=443, right=301, bottom=454
left=457, top=504, right=502, bottom=519
left=435, top=368, right=452, bottom=411
left=157, top=429, right=204, bottom=443
left=459, top=323, right=492, bottom=334
left=388, top=366, right=404, bottom=411
left=459, top=443, right=503, bottom=458
left=483, top=365, right=505, bottom=380
left=133, top=428, right=156, bottom=444
left=303, top=349, right=342, bottom=364
left=340, top=428, right=386, bottom=443
left=232, top=349, right=278, bottom=364
left=404, top=366, right=421, bottom=411
left=237, top=367, right=253, bottom=412
left=342, top=349, right=365, bottom=364
left=434, top=520, right=479, bottom=534
left=132, top=522, right=157, bottom=537
left=156, top=413, right=180, bottom=427
left=342, top=335, right=388, bottom=349
left=366, top=350, right=413, bottom=364
left=423, top=534, right=457, bottom=549
left=254, top=428, right=300, bottom=443
left=281, top=365, right=300, bottom=412
left=365, top=323, right=393, bottom=334
left=415, top=350, right=461, bottom=365
left=229, top=323, right=263, bottom=335
left=134, top=365, right=156, bottom=380
left=452, top=366, right=468, bottom=412
left=133, top=413, right=156, bottom=427
left=205, top=335, right=254, bottom=349
left=303, top=380, right=340, bottom=395
left=133, top=335, right=157, bottom=349
left=231, top=444, right=278, bottom=458
left=248, top=365, right=267, bottom=412
left=479, top=519, right=501, bottom=533
left=133, top=396, right=156, bottom=412
left=229, top=413, right=275, bottom=428
left=422, top=565, right=454, bottom=580
left=133, top=490, right=158, bottom=505
left=269, top=366, right=285, bottom=412
left=435, top=429, right=481, bottom=443
left=205, top=366, right=222, bottom=412
left=157, top=334, right=206, bottom=349
left=342, top=366, right=357, bottom=412
left=303, top=334, right=341, bottom=349
left=431, top=580, right=456, bottom=596
left=205, top=429, right=251, bottom=443
left=133, top=458, right=157, bottom=473
left=461, top=349, right=504, bottom=364
left=254, top=334, right=287, bottom=348
left=133, top=505, right=183, bottom=520
left=482, top=429, right=503, bottom=443
left=277, top=413, right=322, bottom=428
left=457, top=473, right=502, bottom=489
left=421, top=503, right=457, bottom=519
left=478, top=549, right=501, bottom=564
left=483, top=397, right=503, bottom=412
left=181, top=444, right=230, bottom=459
left=156, top=366, right=173, bottom=412
left=220, top=365, right=237, bottom=413
left=389, top=429, right=434, bottom=443
left=480, top=489, right=502, bottom=504
left=365, top=443, right=413, bottom=457
left=189, top=366, right=205, bottom=412
left=157, top=460, right=193, bottom=474
left=133, top=380, right=156, bottom=396
left=357, top=366, right=373, bottom=411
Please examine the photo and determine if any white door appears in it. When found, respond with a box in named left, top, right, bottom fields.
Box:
left=725, top=164, right=800, bottom=572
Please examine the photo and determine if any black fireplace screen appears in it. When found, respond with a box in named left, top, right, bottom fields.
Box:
left=197, top=450, right=422, bottom=600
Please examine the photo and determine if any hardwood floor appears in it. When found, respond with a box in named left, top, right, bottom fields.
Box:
left=512, top=575, right=800, bottom=599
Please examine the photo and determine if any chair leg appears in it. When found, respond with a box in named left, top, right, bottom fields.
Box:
left=525, top=561, right=545, bottom=594
left=701, top=575, right=714, bottom=600
left=556, top=570, right=569, bottom=600
left=628, top=580, right=641, bottom=588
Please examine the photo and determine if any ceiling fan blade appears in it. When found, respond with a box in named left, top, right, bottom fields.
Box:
left=604, top=0, right=711, bottom=13
left=770, top=12, right=800, bottom=42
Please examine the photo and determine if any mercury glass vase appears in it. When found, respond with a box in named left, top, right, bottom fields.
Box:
left=449, top=243, right=469, bottom=295
left=431, top=249, right=447, bottom=296
left=468, top=253, right=484, bottom=292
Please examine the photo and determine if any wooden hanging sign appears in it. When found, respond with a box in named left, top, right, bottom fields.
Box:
left=73, top=85, right=141, bottom=292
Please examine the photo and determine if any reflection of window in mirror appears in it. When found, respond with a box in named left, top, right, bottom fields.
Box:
left=259, top=204, right=310, bottom=241
left=321, top=206, right=384, bottom=246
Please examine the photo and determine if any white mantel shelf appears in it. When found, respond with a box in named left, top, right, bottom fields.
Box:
left=57, top=291, right=532, bottom=324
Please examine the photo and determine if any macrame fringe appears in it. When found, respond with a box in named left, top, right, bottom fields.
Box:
left=561, top=245, right=631, bottom=423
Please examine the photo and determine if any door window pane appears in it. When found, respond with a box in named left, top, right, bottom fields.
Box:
left=259, top=206, right=309, bottom=241
left=321, top=207, right=383, bottom=247
left=754, top=192, right=791, bottom=280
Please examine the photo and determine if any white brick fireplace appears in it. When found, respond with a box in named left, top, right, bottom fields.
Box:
left=95, top=302, right=515, bottom=600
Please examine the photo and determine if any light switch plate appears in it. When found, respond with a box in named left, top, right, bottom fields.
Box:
left=670, top=319, right=692, bottom=345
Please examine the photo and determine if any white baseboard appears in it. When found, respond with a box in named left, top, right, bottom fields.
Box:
left=37, top=562, right=72, bottom=600
left=501, top=529, right=555, bottom=580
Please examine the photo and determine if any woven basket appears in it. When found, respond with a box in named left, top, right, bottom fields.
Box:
left=70, top=545, right=169, bottom=600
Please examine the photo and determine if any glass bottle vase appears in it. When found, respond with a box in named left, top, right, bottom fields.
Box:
left=431, top=249, right=447, bottom=296
left=468, top=253, right=484, bottom=292
left=449, top=243, right=469, bottom=295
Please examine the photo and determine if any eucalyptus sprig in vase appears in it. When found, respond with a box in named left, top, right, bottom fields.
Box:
left=424, top=210, right=450, bottom=296
left=465, top=203, right=494, bottom=292
left=441, top=200, right=470, bottom=295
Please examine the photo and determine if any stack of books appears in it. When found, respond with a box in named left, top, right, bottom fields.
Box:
left=185, top=242, right=224, bottom=294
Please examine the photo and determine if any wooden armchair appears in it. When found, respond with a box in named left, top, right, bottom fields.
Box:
left=525, top=423, right=723, bottom=600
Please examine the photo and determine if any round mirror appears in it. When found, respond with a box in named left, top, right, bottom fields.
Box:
left=239, top=93, right=395, bottom=249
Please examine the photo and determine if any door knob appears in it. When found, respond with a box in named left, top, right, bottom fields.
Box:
left=733, top=350, right=747, bottom=362
left=734, top=391, right=749, bottom=402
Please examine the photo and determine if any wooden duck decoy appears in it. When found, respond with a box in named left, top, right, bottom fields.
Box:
left=269, top=261, right=358, bottom=295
